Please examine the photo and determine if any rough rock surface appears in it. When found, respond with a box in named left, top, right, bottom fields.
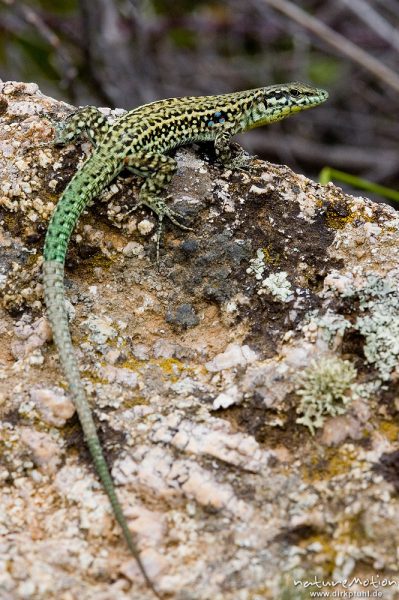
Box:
left=1, top=81, right=399, bottom=599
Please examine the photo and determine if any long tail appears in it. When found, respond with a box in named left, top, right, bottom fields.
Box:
left=43, top=158, right=160, bottom=597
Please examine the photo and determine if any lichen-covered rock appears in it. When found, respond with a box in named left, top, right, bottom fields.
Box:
left=1, top=80, right=399, bottom=599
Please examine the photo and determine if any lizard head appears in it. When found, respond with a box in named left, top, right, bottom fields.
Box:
left=245, top=82, right=328, bottom=129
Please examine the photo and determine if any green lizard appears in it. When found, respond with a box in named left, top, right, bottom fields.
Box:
left=42, top=82, right=328, bottom=597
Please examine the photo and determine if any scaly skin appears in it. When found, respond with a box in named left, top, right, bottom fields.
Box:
left=42, top=83, right=328, bottom=597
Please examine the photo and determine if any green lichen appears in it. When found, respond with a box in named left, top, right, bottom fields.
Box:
left=260, top=271, right=294, bottom=302
left=296, top=356, right=357, bottom=434
left=246, top=247, right=280, bottom=279
left=246, top=249, right=290, bottom=301
left=246, top=248, right=266, bottom=280
left=351, top=379, right=382, bottom=402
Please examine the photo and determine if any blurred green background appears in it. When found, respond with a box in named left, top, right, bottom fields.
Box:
left=0, top=0, right=398, bottom=193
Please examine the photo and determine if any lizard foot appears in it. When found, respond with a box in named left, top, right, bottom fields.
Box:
left=129, top=195, right=193, bottom=263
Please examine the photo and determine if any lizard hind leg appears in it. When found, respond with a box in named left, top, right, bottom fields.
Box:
left=124, top=151, right=193, bottom=262
left=53, top=106, right=111, bottom=147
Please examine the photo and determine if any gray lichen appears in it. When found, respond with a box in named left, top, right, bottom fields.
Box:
left=343, top=274, right=399, bottom=381
left=311, top=310, right=351, bottom=346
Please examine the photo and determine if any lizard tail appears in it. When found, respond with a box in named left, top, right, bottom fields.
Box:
left=42, top=161, right=160, bottom=597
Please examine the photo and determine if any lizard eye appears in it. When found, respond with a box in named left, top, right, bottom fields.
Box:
left=290, top=89, right=300, bottom=97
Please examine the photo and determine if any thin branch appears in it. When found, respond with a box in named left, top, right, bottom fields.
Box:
left=0, top=0, right=78, bottom=90
left=263, top=0, right=399, bottom=95
left=339, top=0, right=399, bottom=54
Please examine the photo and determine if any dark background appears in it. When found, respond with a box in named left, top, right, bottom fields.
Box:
left=1, top=0, right=398, bottom=194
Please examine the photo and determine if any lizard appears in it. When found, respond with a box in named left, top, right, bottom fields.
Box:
left=42, top=82, right=328, bottom=597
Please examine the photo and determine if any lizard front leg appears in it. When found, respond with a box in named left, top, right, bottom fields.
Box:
left=124, top=151, right=192, bottom=261
left=214, top=127, right=254, bottom=170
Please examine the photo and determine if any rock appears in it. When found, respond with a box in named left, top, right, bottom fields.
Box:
left=205, top=343, right=258, bottom=372
left=30, top=387, right=75, bottom=427
left=19, top=428, right=62, bottom=473
left=1, top=80, right=399, bottom=599
left=11, top=316, right=52, bottom=359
